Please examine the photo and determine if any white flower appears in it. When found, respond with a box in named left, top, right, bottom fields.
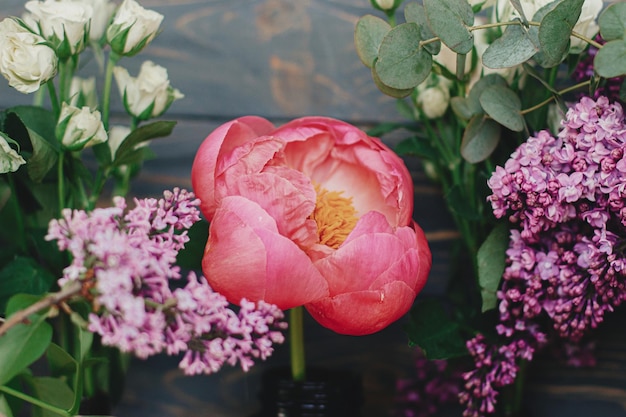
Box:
left=494, top=0, right=602, bottom=53
left=113, top=61, right=184, bottom=120
left=69, top=76, right=98, bottom=109
left=0, top=134, right=26, bottom=174
left=106, top=0, right=164, bottom=56
left=415, top=76, right=452, bottom=119
left=57, top=103, right=107, bottom=151
left=25, top=0, right=92, bottom=58
left=70, top=0, right=117, bottom=42
left=107, top=124, right=132, bottom=158
left=372, top=0, right=396, bottom=10
left=0, top=18, right=58, bottom=94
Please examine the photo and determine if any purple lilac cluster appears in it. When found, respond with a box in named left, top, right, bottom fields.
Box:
left=460, top=96, right=626, bottom=416
left=46, top=188, right=287, bottom=375
left=573, top=36, right=624, bottom=104
left=392, top=351, right=462, bottom=417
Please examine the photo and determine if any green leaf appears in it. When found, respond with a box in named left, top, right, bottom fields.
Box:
left=405, top=298, right=468, bottom=359
left=394, top=136, right=438, bottom=160
left=599, top=2, right=626, bottom=41
left=354, top=14, right=391, bottom=68
left=537, top=0, right=584, bottom=67
left=479, top=84, right=525, bottom=132
left=594, top=40, right=626, bottom=78
left=462, top=73, right=508, bottom=118
left=46, top=343, right=77, bottom=377
left=404, top=2, right=441, bottom=55
left=7, top=107, right=59, bottom=183
left=29, top=376, right=74, bottom=417
left=0, top=394, right=14, bottom=417
left=176, top=219, right=209, bottom=271
left=113, top=120, right=176, bottom=167
left=0, top=180, right=11, bottom=213
left=445, top=184, right=481, bottom=220
left=0, top=257, right=56, bottom=315
left=482, top=23, right=538, bottom=69
left=423, top=0, right=474, bottom=54
left=0, top=296, right=53, bottom=385
left=509, top=0, right=529, bottom=26
left=375, top=23, right=433, bottom=90
left=450, top=96, right=474, bottom=120
left=460, top=115, right=501, bottom=163
left=477, top=223, right=510, bottom=312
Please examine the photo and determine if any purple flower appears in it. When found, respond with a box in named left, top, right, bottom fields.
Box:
left=46, top=188, right=287, bottom=374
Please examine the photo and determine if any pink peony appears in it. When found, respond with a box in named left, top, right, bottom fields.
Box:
left=191, top=116, right=431, bottom=335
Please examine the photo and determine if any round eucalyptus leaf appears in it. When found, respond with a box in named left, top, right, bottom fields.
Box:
left=423, top=0, right=474, bottom=54
left=355, top=14, right=392, bottom=69
left=450, top=96, right=473, bottom=120
left=465, top=73, right=508, bottom=117
left=371, top=64, right=415, bottom=98
left=482, top=24, right=538, bottom=69
left=375, top=23, right=433, bottom=90
left=461, top=115, right=501, bottom=163
left=404, top=2, right=441, bottom=55
left=537, top=0, right=584, bottom=67
left=599, top=3, right=626, bottom=42
left=479, top=84, right=525, bottom=132
left=594, top=40, right=626, bottom=78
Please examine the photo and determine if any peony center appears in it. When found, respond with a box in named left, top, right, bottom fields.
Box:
left=309, top=184, right=358, bottom=249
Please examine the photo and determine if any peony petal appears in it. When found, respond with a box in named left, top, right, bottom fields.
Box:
left=221, top=167, right=318, bottom=248
left=203, top=196, right=327, bottom=310
left=305, top=281, right=417, bottom=335
left=191, top=116, right=275, bottom=220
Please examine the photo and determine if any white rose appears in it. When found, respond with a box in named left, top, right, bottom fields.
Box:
left=0, top=134, right=26, bottom=174
left=495, top=0, right=602, bottom=53
left=106, top=0, right=164, bottom=56
left=0, top=18, right=58, bottom=94
left=372, top=0, right=395, bottom=10
left=57, top=103, right=107, bottom=150
left=69, top=76, right=98, bottom=109
left=107, top=124, right=131, bottom=158
left=415, top=76, right=451, bottom=119
left=113, top=61, right=184, bottom=120
left=70, top=0, right=116, bottom=42
left=25, top=0, right=92, bottom=57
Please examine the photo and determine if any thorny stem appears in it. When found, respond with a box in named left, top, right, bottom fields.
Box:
left=0, top=280, right=82, bottom=337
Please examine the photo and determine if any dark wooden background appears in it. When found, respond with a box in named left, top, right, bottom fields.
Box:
left=1, top=1, right=625, bottom=416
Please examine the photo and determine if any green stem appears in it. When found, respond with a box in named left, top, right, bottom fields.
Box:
left=88, top=166, right=111, bottom=210
left=0, top=385, right=71, bottom=417
left=520, top=80, right=591, bottom=115
left=57, top=151, right=65, bottom=215
left=102, top=52, right=120, bottom=130
left=47, top=81, right=60, bottom=118
left=289, top=306, right=306, bottom=382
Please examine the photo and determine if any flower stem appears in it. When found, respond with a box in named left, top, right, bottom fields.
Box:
left=289, top=306, right=306, bottom=382
left=47, top=80, right=60, bottom=118
left=57, top=151, right=65, bottom=215
left=6, top=174, right=26, bottom=253
left=0, top=385, right=71, bottom=417
left=102, top=52, right=120, bottom=130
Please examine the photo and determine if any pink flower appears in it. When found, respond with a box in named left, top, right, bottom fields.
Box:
left=191, top=116, right=431, bottom=335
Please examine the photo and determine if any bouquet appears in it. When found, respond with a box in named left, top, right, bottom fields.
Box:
left=0, top=1, right=287, bottom=416
left=353, top=0, right=626, bottom=416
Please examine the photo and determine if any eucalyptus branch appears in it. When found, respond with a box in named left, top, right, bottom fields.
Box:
left=0, top=280, right=82, bottom=337
left=520, top=80, right=591, bottom=115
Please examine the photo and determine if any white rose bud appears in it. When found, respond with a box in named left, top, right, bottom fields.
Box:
left=69, top=76, right=98, bottom=109
left=25, top=0, right=92, bottom=58
left=107, top=124, right=132, bottom=158
left=371, top=0, right=395, bottom=11
left=495, top=0, right=602, bottom=53
left=106, top=0, right=164, bottom=56
left=415, top=76, right=451, bottom=119
left=0, top=134, right=27, bottom=174
left=70, top=0, right=117, bottom=43
left=113, top=61, right=184, bottom=120
left=0, top=18, right=58, bottom=94
left=57, top=103, right=107, bottom=151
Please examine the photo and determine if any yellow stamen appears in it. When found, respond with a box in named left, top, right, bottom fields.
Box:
left=309, top=184, right=358, bottom=249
